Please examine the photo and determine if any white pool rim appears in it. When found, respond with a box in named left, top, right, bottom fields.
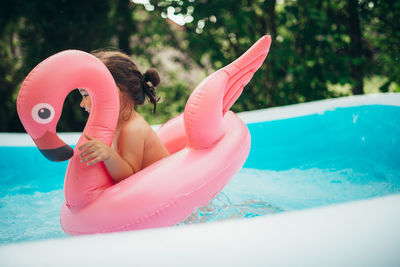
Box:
left=1, top=92, right=399, bottom=266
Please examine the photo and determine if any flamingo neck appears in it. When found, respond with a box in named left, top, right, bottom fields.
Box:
left=64, top=86, right=120, bottom=209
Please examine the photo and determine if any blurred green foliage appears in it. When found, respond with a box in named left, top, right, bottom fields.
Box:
left=1, top=0, right=399, bottom=132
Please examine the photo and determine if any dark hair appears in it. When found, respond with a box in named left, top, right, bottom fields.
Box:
left=91, top=50, right=161, bottom=113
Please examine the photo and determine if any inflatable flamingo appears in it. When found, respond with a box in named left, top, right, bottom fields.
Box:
left=17, top=35, right=271, bottom=235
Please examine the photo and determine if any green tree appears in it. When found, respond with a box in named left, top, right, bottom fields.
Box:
left=359, top=0, right=400, bottom=92
left=151, top=0, right=399, bottom=109
left=153, top=0, right=281, bottom=111
left=0, top=0, right=24, bottom=131
left=1, top=0, right=399, bottom=132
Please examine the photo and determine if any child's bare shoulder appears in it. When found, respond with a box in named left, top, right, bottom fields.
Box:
left=119, top=115, right=149, bottom=140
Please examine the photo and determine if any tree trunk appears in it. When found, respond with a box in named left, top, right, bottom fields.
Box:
left=347, top=0, right=364, bottom=95
left=264, top=0, right=277, bottom=106
left=115, top=0, right=134, bottom=53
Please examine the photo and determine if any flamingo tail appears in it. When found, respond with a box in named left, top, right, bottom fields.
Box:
left=183, top=35, right=271, bottom=149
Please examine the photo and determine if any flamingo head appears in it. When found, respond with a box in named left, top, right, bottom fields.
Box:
left=17, top=72, right=73, bottom=162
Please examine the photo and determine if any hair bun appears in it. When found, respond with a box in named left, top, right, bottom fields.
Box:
left=143, top=68, right=160, bottom=87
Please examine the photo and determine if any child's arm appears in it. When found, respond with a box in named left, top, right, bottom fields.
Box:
left=79, top=129, right=145, bottom=182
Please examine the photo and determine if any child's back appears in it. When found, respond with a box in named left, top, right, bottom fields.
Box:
left=112, top=111, right=169, bottom=172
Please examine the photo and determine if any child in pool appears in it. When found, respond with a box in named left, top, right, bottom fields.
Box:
left=78, top=50, right=170, bottom=183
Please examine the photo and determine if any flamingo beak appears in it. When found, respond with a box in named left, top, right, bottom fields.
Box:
left=33, top=131, right=74, bottom=162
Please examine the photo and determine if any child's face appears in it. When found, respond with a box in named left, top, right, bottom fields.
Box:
left=79, top=89, right=91, bottom=113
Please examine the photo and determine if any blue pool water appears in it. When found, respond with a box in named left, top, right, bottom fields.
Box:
left=1, top=105, right=400, bottom=244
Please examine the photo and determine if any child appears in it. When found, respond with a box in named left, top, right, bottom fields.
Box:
left=78, top=50, right=170, bottom=183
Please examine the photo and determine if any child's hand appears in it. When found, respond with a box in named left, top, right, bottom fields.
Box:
left=79, top=134, right=112, bottom=166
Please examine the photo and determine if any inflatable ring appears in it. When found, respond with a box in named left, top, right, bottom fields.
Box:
left=17, top=35, right=271, bottom=235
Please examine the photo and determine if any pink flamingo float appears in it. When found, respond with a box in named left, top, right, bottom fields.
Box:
left=17, top=35, right=271, bottom=235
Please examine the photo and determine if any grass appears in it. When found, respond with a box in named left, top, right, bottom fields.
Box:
left=328, top=75, right=400, bottom=96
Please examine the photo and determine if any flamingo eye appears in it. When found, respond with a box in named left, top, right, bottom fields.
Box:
left=32, top=103, right=55, bottom=124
